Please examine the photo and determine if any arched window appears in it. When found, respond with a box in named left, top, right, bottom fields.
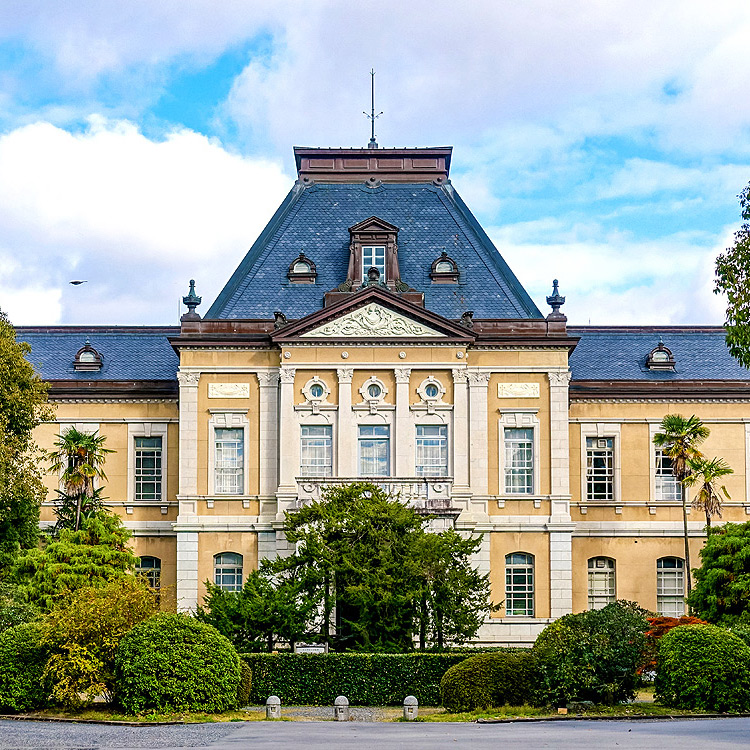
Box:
left=657, top=557, right=685, bottom=616
left=214, top=552, right=243, bottom=592
left=136, top=555, right=161, bottom=589
left=73, top=340, right=103, bottom=371
left=505, top=552, right=534, bottom=616
left=429, top=251, right=459, bottom=283
left=587, top=557, right=616, bottom=609
left=287, top=252, right=317, bottom=283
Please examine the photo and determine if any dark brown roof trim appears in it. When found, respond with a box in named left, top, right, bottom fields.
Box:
left=571, top=380, right=750, bottom=400
left=48, top=380, right=178, bottom=399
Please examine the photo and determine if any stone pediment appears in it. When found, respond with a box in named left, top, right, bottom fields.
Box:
left=300, top=302, right=444, bottom=339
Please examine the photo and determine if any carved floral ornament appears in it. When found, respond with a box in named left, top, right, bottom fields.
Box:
left=300, top=303, right=443, bottom=339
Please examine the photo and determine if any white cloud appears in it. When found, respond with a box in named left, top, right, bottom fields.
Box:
left=0, top=118, right=292, bottom=324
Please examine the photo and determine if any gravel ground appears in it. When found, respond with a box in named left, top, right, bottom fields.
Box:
left=0, top=720, right=240, bottom=749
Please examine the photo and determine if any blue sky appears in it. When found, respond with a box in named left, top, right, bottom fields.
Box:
left=0, top=1, right=748, bottom=326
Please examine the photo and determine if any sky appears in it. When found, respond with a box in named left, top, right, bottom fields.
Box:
left=0, top=1, right=749, bottom=327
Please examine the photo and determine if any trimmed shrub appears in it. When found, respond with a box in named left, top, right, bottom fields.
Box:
left=440, top=650, right=535, bottom=712
left=0, top=622, right=50, bottom=711
left=641, top=616, right=708, bottom=674
left=239, top=652, right=470, bottom=705
left=729, top=625, right=750, bottom=648
left=115, top=614, right=241, bottom=714
left=532, top=600, right=649, bottom=706
left=236, top=660, right=253, bottom=708
left=655, top=624, right=750, bottom=712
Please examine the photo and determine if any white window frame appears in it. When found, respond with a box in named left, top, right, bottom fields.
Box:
left=415, top=424, right=449, bottom=477
left=362, top=245, right=386, bottom=279
left=300, top=424, right=334, bottom=477
left=649, top=422, right=683, bottom=502
left=214, top=552, right=243, bottom=592
left=657, top=557, right=686, bottom=617
left=580, top=423, right=621, bottom=502
left=128, top=423, right=168, bottom=503
left=587, top=557, right=616, bottom=609
left=358, top=423, right=391, bottom=477
left=505, top=552, right=534, bottom=617
left=498, top=411, right=540, bottom=497
left=208, top=411, right=250, bottom=496
left=136, top=555, right=162, bottom=589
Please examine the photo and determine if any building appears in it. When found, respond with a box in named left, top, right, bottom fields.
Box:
left=19, top=145, right=750, bottom=645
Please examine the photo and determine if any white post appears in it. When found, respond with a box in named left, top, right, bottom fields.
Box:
left=337, top=368, right=355, bottom=477
left=394, top=367, right=412, bottom=478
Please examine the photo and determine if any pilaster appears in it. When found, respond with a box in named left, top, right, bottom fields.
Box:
left=337, top=368, right=355, bottom=476
left=467, top=369, right=490, bottom=498
left=276, top=367, right=298, bottom=519
left=256, top=370, right=280, bottom=503
left=394, top=367, right=412, bottom=477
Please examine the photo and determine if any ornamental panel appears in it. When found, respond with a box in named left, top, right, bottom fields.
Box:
left=300, top=303, right=444, bottom=338
left=207, top=383, right=250, bottom=399
left=497, top=383, right=540, bottom=398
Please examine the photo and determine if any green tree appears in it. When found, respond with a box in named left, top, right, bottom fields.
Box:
left=689, top=521, right=750, bottom=625
left=715, top=181, right=750, bottom=368
left=653, top=414, right=709, bottom=596
left=197, top=560, right=320, bottom=651
left=16, top=512, right=139, bottom=611
left=42, top=577, right=157, bottom=708
left=47, top=427, right=112, bottom=532
left=0, top=309, right=53, bottom=573
left=683, top=456, right=733, bottom=531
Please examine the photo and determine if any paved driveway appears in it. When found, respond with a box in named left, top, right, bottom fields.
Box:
left=1, top=717, right=749, bottom=749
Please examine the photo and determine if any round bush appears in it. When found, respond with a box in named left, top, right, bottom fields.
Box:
left=440, top=650, right=535, bottom=712
left=532, top=601, right=649, bottom=706
left=114, top=613, right=241, bottom=714
left=0, top=622, right=49, bottom=712
left=655, top=624, right=750, bottom=712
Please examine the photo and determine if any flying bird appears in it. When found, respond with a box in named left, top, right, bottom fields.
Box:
left=69, top=280, right=88, bottom=285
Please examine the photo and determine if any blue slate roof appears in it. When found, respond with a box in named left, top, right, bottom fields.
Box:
left=17, top=327, right=179, bottom=381
left=207, top=182, right=542, bottom=320
left=568, top=327, right=750, bottom=381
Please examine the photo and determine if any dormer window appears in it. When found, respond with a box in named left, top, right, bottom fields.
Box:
left=429, top=251, right=459, bottom=283
left=287, top=252, right=317, bottom=283
left=346, top=217, right=400, bottom=288
left=646, top=340, right=675, bottom=371
left=362, top=245, right=386, bottom=280
left=73, top=340, right=102, bottom=371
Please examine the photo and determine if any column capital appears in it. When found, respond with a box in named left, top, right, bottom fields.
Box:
left=466, top=369, right=491, bottom=386
left=279, top=367, right=297, bottom=384
left=177, top=371, right=200, bottom=387
left=336, top=367, right=354, bottom=383
left=452, top=368, right=469, bottom=384
left=548, top=370, right=572, bottom=387
left=256, top=369, right=280, bottom=387
left=394, top=367, right=412, bottom=384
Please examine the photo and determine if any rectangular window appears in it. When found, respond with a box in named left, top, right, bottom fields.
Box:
left=586, top=437, right=614, bottom=500
left=655, top=450, right=681, bottom=501
left=362, top=245, right=386, bottom=279
left=359, top=425, right=390, bottom=477
left=300, top=425, right=333, bottom=477
left=505, top=553, right=534, bottom=616
left=416, top=425, right=448, bottom=477
left=587, top=557, right=616, bottom=610
left=657, top=559, right=686, bottom=617
left=215, top=428, right=244, bottom=495
left=504, top=428, right=534, bottom=494
left=134, top=436, right=162, bottom=501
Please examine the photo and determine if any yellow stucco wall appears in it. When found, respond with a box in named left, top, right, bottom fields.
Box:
left=196, top=532, right=258, bottom=606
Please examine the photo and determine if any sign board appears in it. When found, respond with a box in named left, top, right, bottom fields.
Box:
left=294, top=642, right=328, bottom=654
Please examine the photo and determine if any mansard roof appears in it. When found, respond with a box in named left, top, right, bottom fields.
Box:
left=206, top=181, right=542, bottom=321
left=569, top=326, right=750, bottom=382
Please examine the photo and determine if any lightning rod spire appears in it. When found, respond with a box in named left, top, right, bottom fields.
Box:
left=364, top=69, right=383, bottom=149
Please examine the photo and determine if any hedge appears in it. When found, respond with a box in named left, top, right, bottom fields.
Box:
left=655, top=624, right=750, bottom=712
left=440, top=650, right=534, bottom=712
left=115, top=614, right=241, bottom=714
left=0, top=622, right=49, bottom=712
left=238, top=652, right=473, bottom=705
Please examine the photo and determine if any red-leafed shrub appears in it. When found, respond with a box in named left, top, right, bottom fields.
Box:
left=640, top=616, right=708, bottom=674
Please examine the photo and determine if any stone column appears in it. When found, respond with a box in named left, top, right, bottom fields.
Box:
left=467, top=370, right=491, bottom=498
left=547, top=369, right=573, bottom=618
left=256, top=370, right=280, bottom=518
left=337, top=368, right=355, bottom=477
left=394, top=367, right=412, bottom=477
left=276, top=367, right=297, bottom=512
left=451, top=368, right=470, bottom=495
left=176, top=371, right=200, bottom=612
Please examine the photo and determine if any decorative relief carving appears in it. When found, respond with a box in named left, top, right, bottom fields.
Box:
left=466, top=370, right=491, bottom=386
left=256, top=370, right=280, bottom=387
left=452, top=368, right=469, bottom=383
left=336, top=367, right=354, bottom=383
left=207, top=383, right=250, bottom=399
left=549, top=371, right=572, bottom=387
left=279, top=367, right=297, bottom=384
left=394, top=367, right=412, bottom=384
left=301, top=303, right=443, bottom=338
left=176, top=372, right=200, bottom=387
left=497, top=383, right=540, bottom=399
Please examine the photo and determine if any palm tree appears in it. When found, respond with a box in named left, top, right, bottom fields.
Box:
left=652, top=414, right=709, bottom=597
left=48, top=427, right=112, bottom=531
left=683, top=457, right=733, bottom=532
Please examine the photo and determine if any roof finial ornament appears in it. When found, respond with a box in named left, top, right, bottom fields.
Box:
left=546, top=279, right=566, bottom=318
left=364, top=69, right=383, bottom=149
left=181, top=279, right=202, bottom=322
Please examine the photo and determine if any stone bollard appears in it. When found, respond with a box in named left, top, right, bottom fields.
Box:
left=403, top=695, right=418, bottom=721
left=334, top=695, right=350, bottom=721
left=266, top=695, right=281, bottom=719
